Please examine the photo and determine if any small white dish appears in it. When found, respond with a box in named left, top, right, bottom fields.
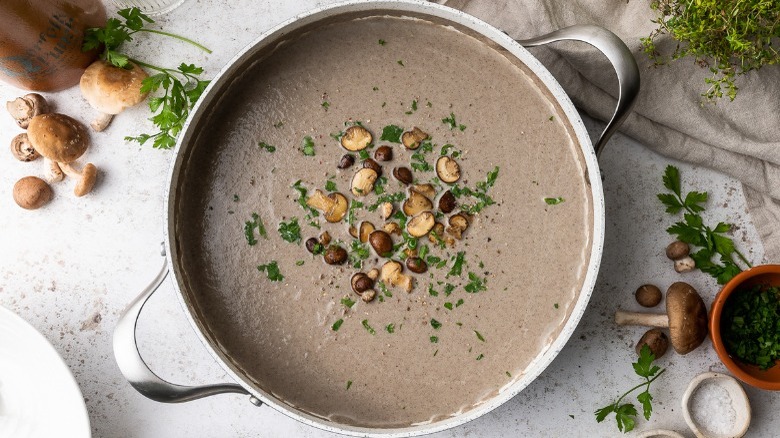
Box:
left=0, top=306, right=91, bottom=438
left=636, top=428, right=686, bottom=438
left=682, top=372, right=750, bottom=438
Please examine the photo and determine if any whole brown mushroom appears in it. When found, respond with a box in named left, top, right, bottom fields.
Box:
left=10, top=133, right=40, bottom=162
left=635, top=284, right=662, bottom=308
left=615, top=282, right=708, bottom=355
left=13, top=176, right=53, bottom=210
left=636, top=328, right=669, bottom=359
left=27, top=113, right=89, bottom=164
left=80, top=60, right=149, bottom=131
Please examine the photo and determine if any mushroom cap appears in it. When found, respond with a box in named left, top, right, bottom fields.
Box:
left=80, top=60, right=149, bottom=115
left=27, top=113, right=90, bottom=163
left=13, top=176, right=53, bottom=210
left=666, top=282, right=708, bottom=354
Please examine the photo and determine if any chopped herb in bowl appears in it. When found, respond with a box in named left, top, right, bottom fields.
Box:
left=721, top=284, right=780, bottom=370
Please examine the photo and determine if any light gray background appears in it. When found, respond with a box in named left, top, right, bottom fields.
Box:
left=0, top=1, right=775, bottom=437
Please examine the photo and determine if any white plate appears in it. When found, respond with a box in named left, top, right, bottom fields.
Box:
left=0, top=306, right=91, bottom=438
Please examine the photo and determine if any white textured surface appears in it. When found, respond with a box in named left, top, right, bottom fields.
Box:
left=0, top=1, right=775, bottom=437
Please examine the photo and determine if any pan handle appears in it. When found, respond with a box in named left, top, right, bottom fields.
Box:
left=113, top=247, right=262, bottom=406
left=516, top=24, right=640, bottom=157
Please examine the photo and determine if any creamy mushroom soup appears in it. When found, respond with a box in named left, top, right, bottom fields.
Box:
left=176, top=15, right=593, bottom=428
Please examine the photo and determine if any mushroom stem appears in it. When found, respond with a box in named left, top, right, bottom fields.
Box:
left=614, top=311, right=670, bottom=328
left=59, top=162, right=98, bottom=197
left=91, top=112, right=114, bottom=131
left=44, top=158, right=64, bottom=183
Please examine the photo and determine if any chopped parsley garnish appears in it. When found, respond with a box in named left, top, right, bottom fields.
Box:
left=277, top=217, right=301, bottom=244
left=475, top=330, right=485, bottom=342
left=258, top=141, right=276, bottom=152
left=464, top=272, right=487, bottom=293
left=291, top=180, right=320, bottom=227
left=341, top=297, right=356, bottom=308
left=244, top=213, right=267, bottom=245
left=452, top=166, right=499, bottom=214
left=358, top=149, right=370, bottom=160
left=349, top=240, right=370, bottom=269
left=428, top=284, right=439, bottom=297
left=444, top=283, right=456, bottom=296
left=321, top=101, right=330, bottom=110
left=386, top=323, right=395, bottom=333
left=430, top=318, right=442, bottom=329
left=456, top=298, right=464, bottom=307
left=554, top=303, right=559, bottom=309
left=444, top=302, right=453, bottom=310
left=346, top=380, right=352, bottom=390
left=722, top=284, right=780, bottom=369
left=302, top=136, right=316, bottom=156
left=380, top=125, right=404, bottom=143
left=347, top=200, right=364, bottom=225
left=378, top=39, right=386, bottom=45
left=378, top=281, right=392, bottom=297
left=295, top=260, right=305, bottom=266
left=362, top=319, right=376, bottom=335
left=374, top=176, right=388, bottom=195
left=442, top=112, right=458, bottom=129
left=368, top=192, right=405, bottom=211
left=325, top=180, right=337, bottom=192
left=332, top=319, right=344, bottom=331
left=411, top=150, right=433, bottom=172
left=544, top=197, right=565, bottom=205
left=257, top=261, right=284, bottom=282
left=549, top=115, right=555, bottom=121
left=330, top=131, right=343, bottom=141
left=397, top=60, right=404, bottom=66
left=430, top=336, right=439, bottom=343
left=372, top=86, right=379, bottom=91
left=233, top=194, right=240, bottom=202
left=476, top=354, right=484, bottom=360
left=273, top=121, right=284, bottom=128
left=447, top=252, right=466, bottom=277
left=440, top=143, right=461, bottom=157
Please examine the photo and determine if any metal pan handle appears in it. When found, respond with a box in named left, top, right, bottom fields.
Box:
left=517, top=24, right=640, bottom=157
left=113, top=247, right=261, bottom=406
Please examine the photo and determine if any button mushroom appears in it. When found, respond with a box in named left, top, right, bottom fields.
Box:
left=340, top=126, right=372, bottom=151
left=393, top=166, right=413, bottom=185
left=407, top=211, right=435, bottom=237
left=351, top=272, right=374, bottom=295
left=436, top=156, right=461, bottom=184
left=402, top=189, right=433, bottom=216
left=401, top=127, right=428, bottom=150
left=636, top=328, right=669, bottom=359
left=380, top=260, right=413, bottom=293
left=359, top=221, right=375, bottom=243
left=13, top=176, right=53, bottom=210
left=446, top=213, right=469, bottom=239
left=438, top=190, right=456, bottom=213
left=615, top=282, right=708, bottom=354
left=80, top=60, right=149, bottom=131
left=60, top=162, right=98, bottom=197
left=369, top=230, right=393, bottom=256
left=6, top=93, right=48, bottom=129
left=305, top=190, right=348, bottom=223
left=10, top=133, right=40, bottom=162
left=374, top=145, right=393, bottom=161
left=635, top=284, right=663, bottom=308
left=666, top=240, right=696, bottom=273
left=27, top=113, right=89, bottom=164
left=351, top=167, right=378, bottom=197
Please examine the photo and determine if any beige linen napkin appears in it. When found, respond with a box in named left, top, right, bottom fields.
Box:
left=433, top=0, right=780, bottom=261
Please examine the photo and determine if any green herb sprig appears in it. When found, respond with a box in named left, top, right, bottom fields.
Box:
left=82, top=8, right=212, bottom=149
left=641, top=0, right=780, bottom=101
left=595, top=345, right=665, bottom=433
left=657, top=165, right=751, bottom=284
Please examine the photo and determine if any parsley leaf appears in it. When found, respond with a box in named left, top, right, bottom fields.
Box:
left=442, top=112, right=458, bottom=130
left=544, top=197, right=565, bottom=205
left=257, top=261, right=284, bottom=282
left=302, top=136, right=316, bottom=156
left=657, top=165, right=751, bottom=284
left=332, top=319, right=344, bottom=331
left=258, top=141, right=276, bottom=152
left=430, top=318, right=442, bottom=329
left=243, top=213, right=266, bottom=245
left=362, top=319, right=376, bottom=335
left=380, top=125, right=404, bottom=143
left=447, top=252, right=466, bottom=277
left=278, top=217, right=301, bottom=244
left=594, top=345, right=665, bottom=433
left=464, top=272, right=487, bottom=293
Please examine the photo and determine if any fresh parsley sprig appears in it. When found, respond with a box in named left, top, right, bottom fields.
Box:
left=595, top=345, right=665, bottom=433
left=657, top=165, right=751, bottom=284
left=82, top=8, right=212, bottom=149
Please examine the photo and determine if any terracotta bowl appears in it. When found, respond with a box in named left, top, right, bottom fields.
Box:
left=710, top=264, right=780, bottom=390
